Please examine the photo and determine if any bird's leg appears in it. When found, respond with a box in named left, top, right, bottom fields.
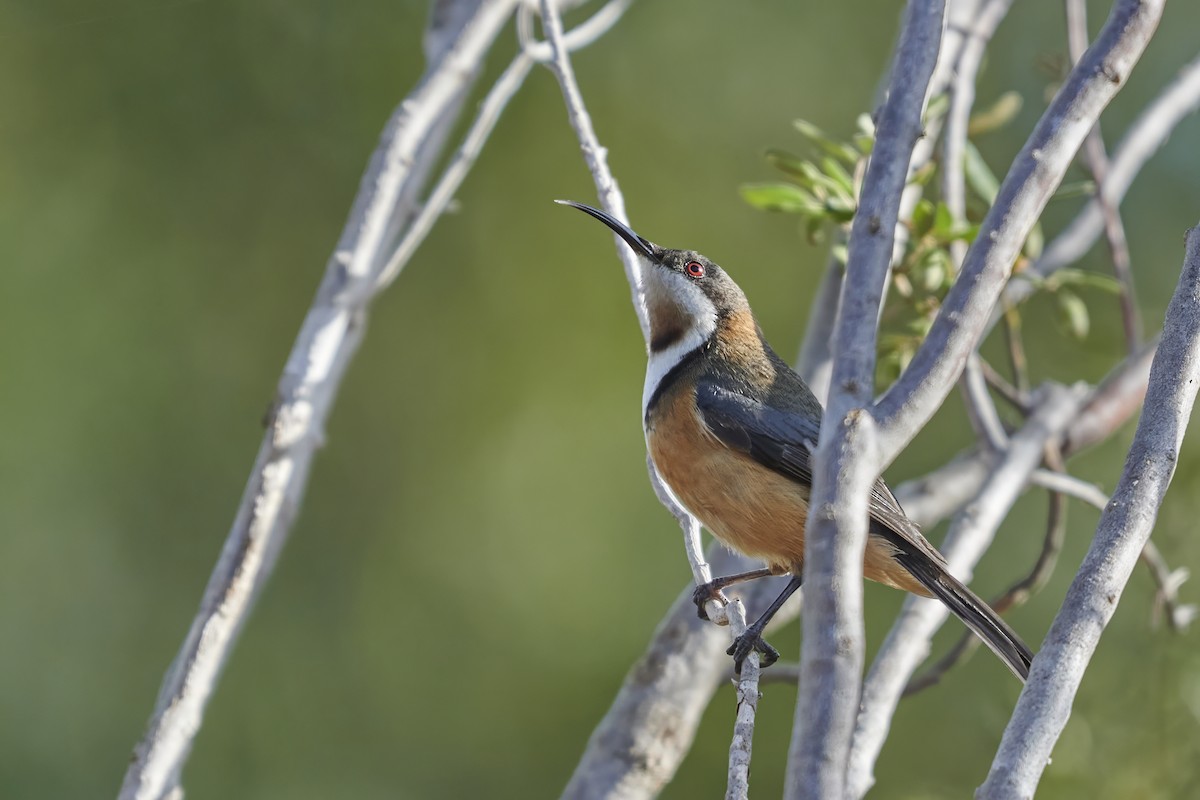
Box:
left=692, top=567, right=775, bottom=621
left=728, top=574, right=803, bottom=673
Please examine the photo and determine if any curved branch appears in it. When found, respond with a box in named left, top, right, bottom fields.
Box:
left=117, top=3, right=521, bottom=798
left=978, top=222, right=1200, bottom=799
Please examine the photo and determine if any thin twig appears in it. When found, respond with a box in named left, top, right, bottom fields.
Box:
left=517, top=0, right=635, bottom=62
left=941, top=0, right=1014, bottom=454
left=536, top=0, right=647, bottom=338
left=1022, top=52, right=1200, bottom=290
left=1001, top=304, right=1032, bottom=397
left=536, top=1, right=767, bottom=796
left=1027, top=468, right=1109, bottom=509
left=117, top=3, right=519, bottom=798
left=1027, top=465, right=1195, bottom=633
left=979, top=355, right=1030, bottom=412
left=725, top=595, right=762, bottom=800
left=1140, top=539, right=1197, bottom=632
left=795, top=253, right=843, bottom=402
left=962, top=353, right=1009, bottom=449
left=874, top=0, right=1166, bottom=464
left=1064, top=0, right=1142, bottom=351
left=979, top=221, right=1200, bottom=800
left=376, top=51, right=535, bottom=291
left=374, top=0, right=637, bottom=293
left=1063, top=337, right=1156, bottom=455
left=561, top=548, right=787, bottom=800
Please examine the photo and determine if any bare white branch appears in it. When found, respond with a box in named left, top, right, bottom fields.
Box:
left=874, top=0, right=1166, bottom=463
left=376, top=52, right=535, bottom=290
left=787, top=3, right=946, bottom=796
left=978, top=223, right=1200, bottom=799
left=1026, top=53, right=1200, bottom=287
left=1065, top=0, right=1142, bottom=350
left=846, top=383, right=1087, bottom=799
left=725, top=596, right=762, bottom=800
left=537, top=0, right=648, bottom=341
left=1063, top=338, right=1156, bottom=453
left=795, top=255, right=842, bottom=402
left=789, top=410, right=884, bottom=799
left=560, top=549, right=789, bottom=800
left=117, top=3, right=521, bottom=798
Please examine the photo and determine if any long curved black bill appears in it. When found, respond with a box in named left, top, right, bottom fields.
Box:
left=556, top=200, right=657, bottom=260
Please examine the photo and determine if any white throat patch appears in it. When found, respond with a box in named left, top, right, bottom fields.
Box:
left=641, top=271, right=718, bottom=420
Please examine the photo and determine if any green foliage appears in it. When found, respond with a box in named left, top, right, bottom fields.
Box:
left=743, top=91, right=1120, bottom=385
left=740, top=117, right=869, bottom=244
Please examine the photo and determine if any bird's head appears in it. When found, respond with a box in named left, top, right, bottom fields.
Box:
left=558, top=201, right=750, bottom=354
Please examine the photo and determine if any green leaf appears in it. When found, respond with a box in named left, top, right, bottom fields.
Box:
left=821, top=157, right=855, bottom=195
left=1052, top=180, right=1098, bottom=201
left=764, top=149, right=810, bottom=180
left=804, top=215, right=826, bottom=245
left=932, top=202, right=955, bottom=239
left=740, top=183, right=823, bottom=215
left=917, top=248, right=949, bottom=292
left=792, top=119, right=859, bottom=163
left=1050, top=268, right=1123, bottom=294
left=1055, top=289, right=1089, bottom=340
left=924, top=92, right=950, bottom=124
left=911, top=199, right=936, bottom=236
left=1024, top=220, right=1044, bottom=260
left=805, top=166, right=856, bottom=210
left=968, top=91, right=1023, bottom=136
left=963, top=141, right=1000, bottom=205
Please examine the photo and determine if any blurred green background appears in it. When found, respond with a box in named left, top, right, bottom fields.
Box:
left=2, top=0, right=1199, bottom=797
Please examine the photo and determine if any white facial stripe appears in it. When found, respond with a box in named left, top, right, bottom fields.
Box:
left=642, top=318, right=715, bottom=417
left=641, top=270, right=718, bottom=420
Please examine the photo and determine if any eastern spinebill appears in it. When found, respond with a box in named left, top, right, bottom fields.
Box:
left=560, top=200, right=1033, bottom=680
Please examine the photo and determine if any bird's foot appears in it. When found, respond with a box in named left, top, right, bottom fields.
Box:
left=727, top=628, right=779, bottom=674
left=691, top=580, right=730, bottom=622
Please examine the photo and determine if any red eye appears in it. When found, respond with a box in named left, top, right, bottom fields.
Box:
left=685, top=261, right=705, bottom=278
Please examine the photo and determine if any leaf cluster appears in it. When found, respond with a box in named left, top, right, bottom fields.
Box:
left=742, top=91, right=1118, bottom=384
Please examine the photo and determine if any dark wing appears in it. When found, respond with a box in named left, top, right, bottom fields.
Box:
left=695, top=381, right=1034, bottom=680
left=694, top=381, right=923, bottom=546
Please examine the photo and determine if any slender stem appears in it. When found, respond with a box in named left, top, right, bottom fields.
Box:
left=796, top=254, right=843, bottom=402
left=962, top=354, right=1009, bottom=450
left=376, top=51, right=535, bottom=291
left=1064, top=0, right=1142, bottom=351
left=537, top=1, right=769, bottom=796
left=537, top=0, right=648, bottom=341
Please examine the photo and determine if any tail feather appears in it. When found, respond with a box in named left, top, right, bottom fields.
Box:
left=894, top=550, right=1033, bottom=682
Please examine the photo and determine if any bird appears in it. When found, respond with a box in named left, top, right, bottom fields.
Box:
left=559, top=199, right=1033, bottom=680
